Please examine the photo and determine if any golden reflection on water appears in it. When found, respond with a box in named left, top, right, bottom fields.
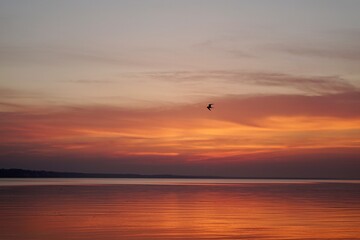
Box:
left=0, top=179, right=359, bottom=240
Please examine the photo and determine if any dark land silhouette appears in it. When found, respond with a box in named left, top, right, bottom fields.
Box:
left=0, top=168, right=221, bottom=179
left=1, top=168, right=357, bottom=180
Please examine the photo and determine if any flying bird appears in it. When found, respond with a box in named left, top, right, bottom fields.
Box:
left=207, top=103, right=213, bottom=111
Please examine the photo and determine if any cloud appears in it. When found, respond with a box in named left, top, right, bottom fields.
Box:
left=62, top=79, right=116, bottom=84
left=0, top=87, right=46, bottom=110
left=1, top=91, right=359, bottom=133
left=243, top=73, right=356, bottom=93
left=278, top=46, right=360, bottom=61
left=0, top=91, right=359, bottom=177
left=213, top=91, right=360, bottom=125
left=0, top=87, right=48, bottom=111
left=0, top=87, right=39, bottom=98
left=0, top=101, right=22, bottom=107
left=141, top=70, right=357, bottom=94
left=0, top=91, right=359, bottom=141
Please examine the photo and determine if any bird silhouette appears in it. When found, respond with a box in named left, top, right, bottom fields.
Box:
left=207, top=103, right=213, bottom=111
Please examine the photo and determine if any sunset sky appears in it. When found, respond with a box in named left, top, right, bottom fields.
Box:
left=0, top=0, right=359, bottom=178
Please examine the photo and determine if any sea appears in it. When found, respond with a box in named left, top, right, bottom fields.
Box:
left=0, top=178, right=359, bottom=240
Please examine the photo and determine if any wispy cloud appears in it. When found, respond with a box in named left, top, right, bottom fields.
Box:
left=0, top=87, right=46, bottom=103
left=0, top=87, right=36, bottom=98
left=0, top=87, right=73, bottom=111
left=242, top=72, right=356, bottom=93
left=62, top=79, right=116, bottom=84
left=274, top=45, right=360, bottom=61
left=140, top=70, right=357, bottom=94
left=213, top=91, right=360, bottom=125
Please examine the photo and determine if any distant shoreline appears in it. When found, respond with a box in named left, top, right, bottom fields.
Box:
left=1, top=168, right=359, bottom=180
left=0, top=168, right=220, bottom=179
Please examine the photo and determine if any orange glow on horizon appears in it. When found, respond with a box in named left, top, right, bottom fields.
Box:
left=0, top=102, right=359, bottom=163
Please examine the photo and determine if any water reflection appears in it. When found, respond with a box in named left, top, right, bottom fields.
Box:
left=0, top=179, right=359, bottom=239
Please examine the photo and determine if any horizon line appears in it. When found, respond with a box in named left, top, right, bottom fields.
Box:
left=1, top=168, right=359, bottom=180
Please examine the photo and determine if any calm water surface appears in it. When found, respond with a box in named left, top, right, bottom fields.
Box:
left=0, top=178, right=359, bottom=240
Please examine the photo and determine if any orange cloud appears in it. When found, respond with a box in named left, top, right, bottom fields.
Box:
left=0, top=92, right=359, bottom=177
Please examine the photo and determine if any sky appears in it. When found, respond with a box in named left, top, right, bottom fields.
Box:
left=0, top=0, right=359, bottom=178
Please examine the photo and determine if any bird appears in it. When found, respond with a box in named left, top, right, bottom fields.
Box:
left=207, top=103, right=213, bottom=111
